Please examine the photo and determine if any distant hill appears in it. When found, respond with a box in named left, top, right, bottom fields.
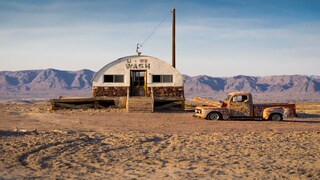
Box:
left=0, top=69, right=94, bottom=99
left=184, top=75, right=320, bottom=102
left=0, top=69, right=319, bottom=102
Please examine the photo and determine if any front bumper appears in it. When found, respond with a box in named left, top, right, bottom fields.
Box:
left=194, top=109, right=206, bottom=119
left=193, top=114, right=201, bottom=118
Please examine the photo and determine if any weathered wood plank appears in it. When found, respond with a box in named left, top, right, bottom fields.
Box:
left=154, top=101, right=182, bottom=109
left=53, top=102, right=94, bottom=109
left=154, top=97, right=185, bottom=101
left=51, top=98, right=96, bottom=103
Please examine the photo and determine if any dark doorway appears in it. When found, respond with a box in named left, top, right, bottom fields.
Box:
left=130, top=70, right=146, bottom=96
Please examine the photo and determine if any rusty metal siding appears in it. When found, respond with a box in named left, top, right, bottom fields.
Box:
left=92, top=55, right=184, bottom=87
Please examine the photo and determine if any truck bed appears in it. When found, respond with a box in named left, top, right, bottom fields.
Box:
left=253, top=103, right=296, bottom=117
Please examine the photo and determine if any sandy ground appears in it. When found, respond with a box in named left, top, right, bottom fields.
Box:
left=1, top=102, right=320, bottom=179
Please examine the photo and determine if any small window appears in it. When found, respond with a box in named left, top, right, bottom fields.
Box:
left=104, top=75, right=124, bottom=83
left=152, top=75, right=173, bottom=83
left=162, top=75, right=172, bottom=83
left=152, top=75, right=161, bottom=83
left=104, top=75, right=113, bottom=82
left=114, top=75, right=124, bottom=82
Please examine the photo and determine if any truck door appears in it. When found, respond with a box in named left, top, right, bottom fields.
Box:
left=229, top=94, right=252, bottom=117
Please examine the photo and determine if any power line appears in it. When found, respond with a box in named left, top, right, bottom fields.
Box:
left=136, top=10, right=171, bottom=55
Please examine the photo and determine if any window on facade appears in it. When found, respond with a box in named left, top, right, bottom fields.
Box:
left=114, top=75, right=124, bottom=82
left=162, top=75, right=172, bottom=82
left=152, top=75, right=173, bottom=83
left=152, top=75, right=161, bottom=83
left=104, top=75, right=124, bottom=83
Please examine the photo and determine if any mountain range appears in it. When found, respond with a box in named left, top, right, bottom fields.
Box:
left=0, top=69, right=319, bottom=102
left=0, top=69, right=94, bottom=100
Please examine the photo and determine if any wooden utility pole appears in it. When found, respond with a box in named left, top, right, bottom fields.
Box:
left=172, top=8, right=176, bottom=68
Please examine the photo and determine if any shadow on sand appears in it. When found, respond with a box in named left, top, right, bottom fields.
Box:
left=297, top=113, right=320, bottom=118
left=0, top=130, right=39, bottom=137
left=283, top=119, right=320, bottom=124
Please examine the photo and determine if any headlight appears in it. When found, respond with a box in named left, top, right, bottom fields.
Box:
left=195, top=109, right=202, bottom=114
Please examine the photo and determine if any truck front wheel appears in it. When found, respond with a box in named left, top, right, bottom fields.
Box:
left=207, top=112, right=222, bottom=120
left=269, top=113, right=283, bottom=121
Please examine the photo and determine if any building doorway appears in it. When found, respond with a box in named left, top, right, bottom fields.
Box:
left=130, top=70, right=147, bottom=96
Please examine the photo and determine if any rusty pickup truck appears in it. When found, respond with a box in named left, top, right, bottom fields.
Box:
left=194, top=92, right=297, bottom=121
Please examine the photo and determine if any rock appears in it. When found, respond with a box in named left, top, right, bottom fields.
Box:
left=12, top=127, right=18, bottom=132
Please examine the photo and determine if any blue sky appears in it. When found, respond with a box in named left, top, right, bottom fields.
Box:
left=1, top=0, right=320, bottom=76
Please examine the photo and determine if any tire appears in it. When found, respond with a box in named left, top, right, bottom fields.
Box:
left=269, top=113, right=283, bottom=121
left=207, top=112, right=222, bottom=120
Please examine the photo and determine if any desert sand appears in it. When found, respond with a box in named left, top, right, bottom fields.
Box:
left=1, top=102, right=320, bottom=179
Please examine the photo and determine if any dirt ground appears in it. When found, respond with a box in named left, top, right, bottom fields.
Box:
left=1, top=102, right=320, bottom=179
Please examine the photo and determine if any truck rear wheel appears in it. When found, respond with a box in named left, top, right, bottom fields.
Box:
left=207, top=112, right=222, bottom=120
left=269, top=113, right=283, bottom=121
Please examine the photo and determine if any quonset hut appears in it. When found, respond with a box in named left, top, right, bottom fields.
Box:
left=92, top=55, right=185, bottom=112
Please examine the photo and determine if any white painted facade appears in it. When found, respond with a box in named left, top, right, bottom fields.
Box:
left=92, top=55, right=184, bottom=87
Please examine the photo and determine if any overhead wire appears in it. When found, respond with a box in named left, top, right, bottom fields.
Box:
left=136, top=10, right=171, bottom=53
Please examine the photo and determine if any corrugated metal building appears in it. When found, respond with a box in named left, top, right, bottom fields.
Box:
left=92, top=55, right=184, bottom=112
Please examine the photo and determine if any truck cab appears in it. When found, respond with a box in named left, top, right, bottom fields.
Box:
left=226, top=92, right=253, bottom=117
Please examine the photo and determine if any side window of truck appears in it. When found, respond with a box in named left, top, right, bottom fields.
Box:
left=242, top=95, right=248, bottom=102
left=232, top=95, right=249, bottom=102
left=232, top=95, right=242, bottom=102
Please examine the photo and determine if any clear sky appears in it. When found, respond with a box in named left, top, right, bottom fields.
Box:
left=1, top=0, right=320, bottom=76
